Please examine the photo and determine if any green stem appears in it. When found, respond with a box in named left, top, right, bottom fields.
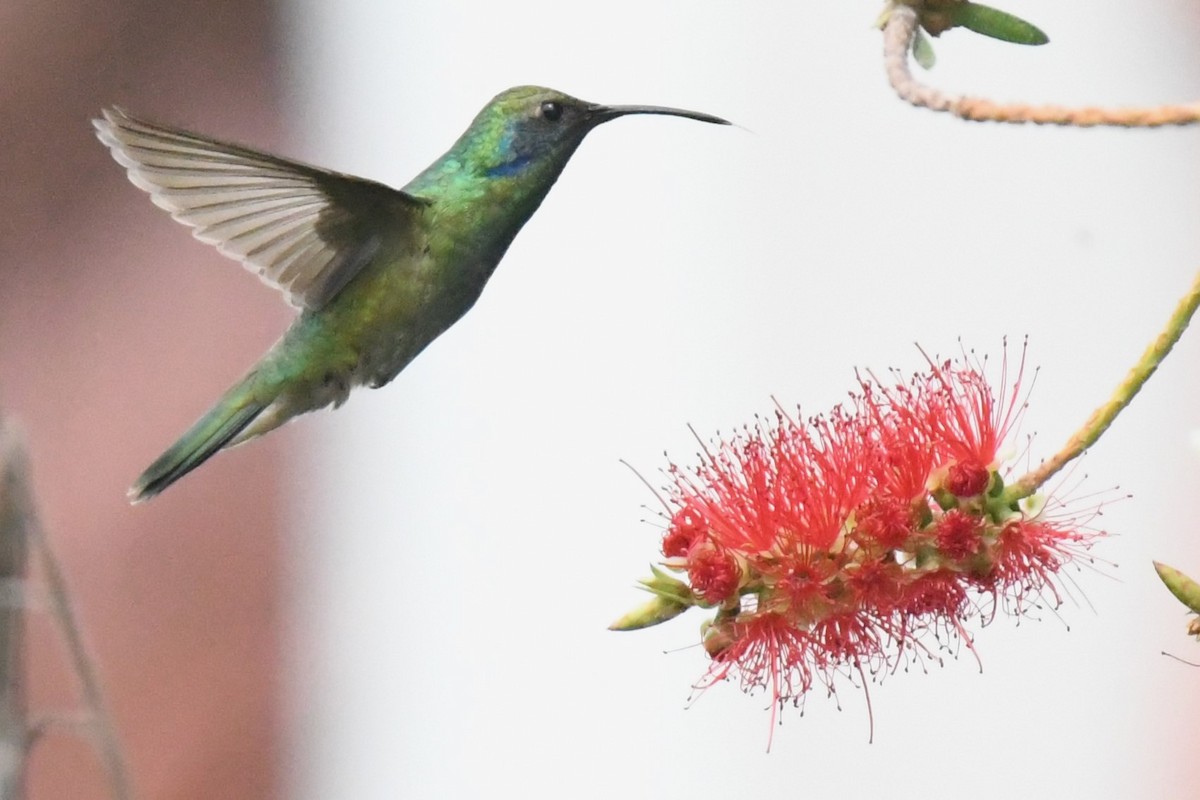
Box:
left=1005, top=269, right=1200, bottom=503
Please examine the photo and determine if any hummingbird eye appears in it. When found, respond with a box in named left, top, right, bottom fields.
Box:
left=539, top=101, right=563, bottom=122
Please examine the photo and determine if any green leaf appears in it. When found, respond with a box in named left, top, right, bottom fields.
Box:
left=609, top=564, right=697, bottom=630
left=950, top=3, right=1049, bottom=45
left=608, top=595, right=690, bottom=631
left=1154, top=561, right=1200, bottom=614
left=912, top=27, right=937, bottom=70
left=639, top=563, right=694, bottom=604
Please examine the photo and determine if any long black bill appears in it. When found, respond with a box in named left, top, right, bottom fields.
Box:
left=588, top=103, right=731, bottom=126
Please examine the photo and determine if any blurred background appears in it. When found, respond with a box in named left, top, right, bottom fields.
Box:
left=2, top=1, right=1199, bottom=797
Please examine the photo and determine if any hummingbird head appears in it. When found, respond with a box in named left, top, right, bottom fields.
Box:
left=454, top=85, right=730, bottom=180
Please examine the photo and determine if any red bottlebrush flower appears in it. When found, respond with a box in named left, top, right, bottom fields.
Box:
left=662, top=506, right=705, bottom=558
left=896, top=571, right=970, bottom=622
left=844, top=558, right=906, bottom=610
left=770, top=555, right=838, bottom=620
left=670, top=409, right=874, bottom=558
left=854, top=378, right=939, bottom=504
left=617, top=341, right=1105, bottom=739
left=923, top=346, right=1029, bottom=479
left=687, top=544, right=741, bottom=604
left=853, top=496, right=915, bottom=551
left=699, top=613, right=819, bottom=711
left=986, top=517, right=1092, bottom=611
left=934, top=509, right=985, bottom=561
left=945, top=460, right=991, bottom=497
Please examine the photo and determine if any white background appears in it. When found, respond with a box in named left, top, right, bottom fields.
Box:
left=280, top=2, right=1200, bottom=797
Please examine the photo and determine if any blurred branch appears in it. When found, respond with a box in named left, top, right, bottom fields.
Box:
left=30, top=498, right=133, bottom=800
left=882, top=4, right=1200, bottom=127
left=1005, top=269, right=1200, bottom=501
left=0, top=419, right=133, bottom=800
left=0, top=422, right=30, bottom=799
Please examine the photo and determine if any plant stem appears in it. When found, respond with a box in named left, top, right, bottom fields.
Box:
left=882, top=4, right=1200, bottom=127
left=1006, top=270, right=1200, bottom=501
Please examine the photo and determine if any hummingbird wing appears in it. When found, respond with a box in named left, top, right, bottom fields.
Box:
left=93, top=107, right=429, bottom=310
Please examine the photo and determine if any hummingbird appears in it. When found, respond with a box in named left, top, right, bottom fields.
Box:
left=95, top=85, right=729, bottom=502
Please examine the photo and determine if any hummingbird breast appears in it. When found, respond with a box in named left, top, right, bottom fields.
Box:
left=341, top=228, right=503, bottom=391
left=276, top=178, right=540, bottom=412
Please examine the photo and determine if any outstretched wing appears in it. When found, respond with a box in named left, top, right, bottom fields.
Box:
left=94, top=107, right=429, bottom=310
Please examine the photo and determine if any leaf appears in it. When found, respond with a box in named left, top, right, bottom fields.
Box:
left=950, top=3, right=1049, bottom=46
left=912, top=27, right=938, bottom=70
left=609, top=564, right=697, bottom=630
left=1154, top=561, right=1200, bottom=614
left=608, top=595, right=690, bottom=631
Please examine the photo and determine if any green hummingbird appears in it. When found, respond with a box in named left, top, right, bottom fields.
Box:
left=96, top=85, right=729, bottom=502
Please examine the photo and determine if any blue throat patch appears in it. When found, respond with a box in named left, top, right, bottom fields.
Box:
left=486, top=154, right=533, bottom=178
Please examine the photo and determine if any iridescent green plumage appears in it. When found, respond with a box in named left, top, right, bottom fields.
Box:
left=95, top=86, right=729, bottom=501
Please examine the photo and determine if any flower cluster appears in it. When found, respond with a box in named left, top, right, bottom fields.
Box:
left=613, top=346, right=1100, bottom=727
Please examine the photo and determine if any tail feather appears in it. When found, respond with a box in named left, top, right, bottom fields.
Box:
left=129, top=381, right=268, bottom=503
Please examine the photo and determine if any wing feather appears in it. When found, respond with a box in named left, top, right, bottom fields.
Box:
left=94, top=107, right=427, bottom=309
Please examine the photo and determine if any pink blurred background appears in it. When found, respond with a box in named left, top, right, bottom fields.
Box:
left=1, top=1, right=286, bottom=796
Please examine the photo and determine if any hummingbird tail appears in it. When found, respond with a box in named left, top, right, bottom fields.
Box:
left=129, top=379, right=269, bottom=504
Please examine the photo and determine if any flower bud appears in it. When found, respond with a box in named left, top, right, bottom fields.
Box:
left=609, top=595, right=690, bottom=631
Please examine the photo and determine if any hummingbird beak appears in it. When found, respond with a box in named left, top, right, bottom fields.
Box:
left=586, top=103, right=731, bottom=127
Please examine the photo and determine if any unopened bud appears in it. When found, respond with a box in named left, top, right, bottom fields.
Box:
left=609, top=595, right=690, bottom=631
left=1154, top=561, right=1200, bottom=614
left=608, top=565, right=695, bottom=631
